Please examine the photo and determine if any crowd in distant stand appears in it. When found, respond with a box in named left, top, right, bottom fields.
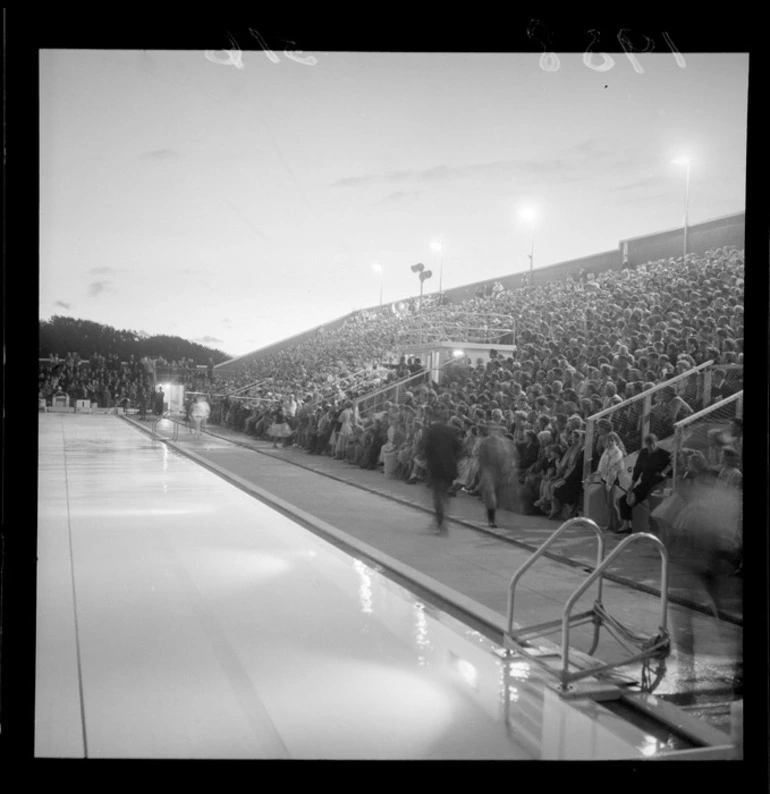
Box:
left=201, top=247, right=742, bottom=546
left=38, top=352, right=212, bottom=414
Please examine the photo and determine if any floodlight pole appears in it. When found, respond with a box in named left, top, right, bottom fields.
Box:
left=529, top=222, right=535, bottom=283
left=682, top=161, right=691, bottom=260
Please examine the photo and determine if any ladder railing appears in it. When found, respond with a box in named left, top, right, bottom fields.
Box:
left=504, top=519, right=671, bottom=699
left=507, top=518, right=606, bottom=647
left=152, top=410, right=185, bottom=442
left=558, top=532, right=669, bottom=688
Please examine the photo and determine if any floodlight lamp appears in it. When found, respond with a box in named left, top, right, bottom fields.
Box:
left=372, top=262, right=382, bottom=273
left=430, top=241, right=443, bottom=252
left=452, top=349, right=465, bottom=358
left=411, top=263, right=425, bottom=273
left=420, top=270, right=433, bottom=281
left=519, top=207, right=537, bottom=222
left=671, top=156, right=690, bottom=166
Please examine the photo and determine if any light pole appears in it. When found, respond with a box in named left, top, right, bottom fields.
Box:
left=410, top=263, right=432, bottom=347
left=519, top=207, right=537, bottom=284
left=372, top=262, right=383, bottom=307
left=672, top=157, right=691, bottom=260
left=430, top=241, right=444, bottom=298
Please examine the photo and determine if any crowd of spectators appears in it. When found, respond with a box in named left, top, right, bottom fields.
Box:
left=40, top=246, right=743, bottom=534
left=204, top=246, right=743, bottom=528
left=38, top=352, right=158, bottom=411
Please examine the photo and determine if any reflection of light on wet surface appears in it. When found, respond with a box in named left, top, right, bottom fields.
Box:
left=508, top=660, right=531, bottom=680
left=353, top=559, right=373, bottom=614
left=451, top=655, right=478, bottom=690
left=639, top=734, right=661, bottom=756
left=413, top=602, right=432, bottom=667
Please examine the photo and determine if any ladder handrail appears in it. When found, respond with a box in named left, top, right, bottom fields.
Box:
left=152, top=410, right=184, bottom=441
left=560, top=531, right=669, bottom=684
left=507, top=517, right=605, bottom=635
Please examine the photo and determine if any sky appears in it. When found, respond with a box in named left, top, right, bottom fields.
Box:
left=39, top=49, right=749, bottom=358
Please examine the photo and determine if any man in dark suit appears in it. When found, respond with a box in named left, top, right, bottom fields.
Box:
left=422, top=411, right=463, bottom=534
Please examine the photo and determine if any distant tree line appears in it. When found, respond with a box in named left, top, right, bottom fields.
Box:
left=39, top=316, right=231, bottom=364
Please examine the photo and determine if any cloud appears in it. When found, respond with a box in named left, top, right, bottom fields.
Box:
left=177, top=268, right=205, bottom=274
left=140, top=148, right=181, bottom=160
left=53, top=300, right=71, bottom=310
left=375, top=190, right=424, bottom=206
left=222, top=318, right=234, bottom=328
left=87, top=280, right=113, bottom=297
left=196, top=336, right=223, bottom=345
left=88, top=266, right=115, bottom=274
left=331, top=143, right=605, bottom=190
left=607, top=175, right=661, bottom=194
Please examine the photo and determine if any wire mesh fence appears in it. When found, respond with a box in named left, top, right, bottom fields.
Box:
left=583, top=360, right=716, bottom=482
left=671, top=391, right=743, bottom=489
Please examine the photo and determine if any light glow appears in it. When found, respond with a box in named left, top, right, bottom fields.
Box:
left=519, top=207, right=537, bottom=223
left=671, top=156, right=690, bottom=166
left=430, top=241, right=443, bottom=252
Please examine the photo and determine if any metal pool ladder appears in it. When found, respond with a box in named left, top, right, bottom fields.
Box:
left=504, top=517, right=670, bottom=700
left=152, top=411, right=183, bottom=442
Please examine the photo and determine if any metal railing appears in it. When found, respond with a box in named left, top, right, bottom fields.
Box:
left=583, top=359, right=716, bottom=483
left=227, top=377, right=274, bottom=397
left=152, top=410, right=186, bottom=442
left=671, top=390, right=743, bottom=488
left=507, top=518, right=606, bottom=656
left=558, top=533, right=669, bottom=689
left=504, top=518, right=670, bottom=699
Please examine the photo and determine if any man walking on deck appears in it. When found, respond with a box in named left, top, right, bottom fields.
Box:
left=422, top=410, right=463, bottom=534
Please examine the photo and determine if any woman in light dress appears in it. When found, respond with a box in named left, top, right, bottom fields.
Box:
left=596, top=431, right=626, bottom=531
left=268, top=401, right=292, bottom=448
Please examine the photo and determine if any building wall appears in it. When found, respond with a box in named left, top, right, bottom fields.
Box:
left=621, top=212, right=745, bottom=267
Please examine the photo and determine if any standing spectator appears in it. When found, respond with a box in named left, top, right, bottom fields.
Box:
left=268, top=402, right=291, bottom=449
left=154, top=387, right=165, bottom=416
left=477, top=410, right=515, bottom=528
left=596, top=431, right=626, bottom=531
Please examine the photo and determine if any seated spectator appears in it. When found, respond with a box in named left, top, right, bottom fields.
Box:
left=616, top=433, right=672, bottom=534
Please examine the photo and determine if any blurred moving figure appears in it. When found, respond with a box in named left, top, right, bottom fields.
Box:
left=191, top=395, right=210, bottom=438
left=660, top=450, right=742, bottom=694
left=477, top=410, right=515, bottom=528
left=422, top=411, right=463, bottom=534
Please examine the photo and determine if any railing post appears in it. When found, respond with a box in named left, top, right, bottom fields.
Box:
left=672, top=426, right=681, bottom=494
left=737, top=392, right=743, bottom=418
left=641, top=394, right=652, bottom=443
left=703, top=368, right=712, bottom=408
left=583, top=418, right=595, bottom=484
